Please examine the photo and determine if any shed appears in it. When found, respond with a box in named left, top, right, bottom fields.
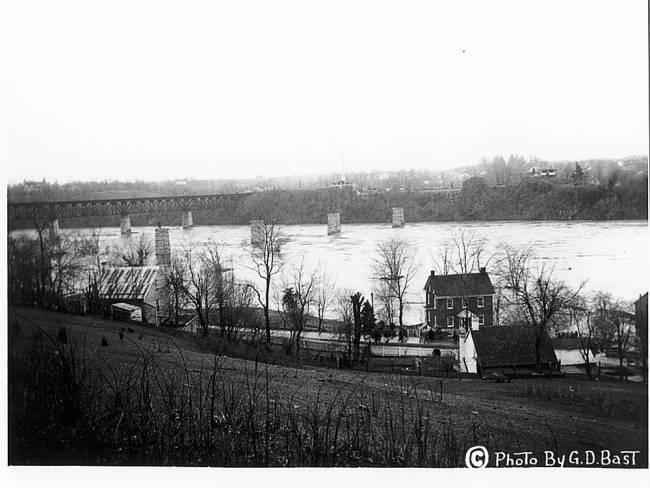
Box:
left=552, top=337, right=597, bottom=370
left=99, top=266, right=166, bottom=324
left=460, top=325, right=558, bottom=375
left=111, top=302, right=142, bottom=322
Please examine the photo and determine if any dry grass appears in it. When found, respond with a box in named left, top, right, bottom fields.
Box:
left=7, top=306, right=648, bottom=467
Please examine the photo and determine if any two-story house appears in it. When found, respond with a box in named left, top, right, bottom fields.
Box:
left=423, top=268, right=496, bottom=334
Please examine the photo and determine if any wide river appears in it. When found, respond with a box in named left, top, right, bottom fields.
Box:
left=42, top=220, right=648, bottom=324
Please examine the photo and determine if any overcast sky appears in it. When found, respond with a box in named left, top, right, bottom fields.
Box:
left=3, top=0, right=648, bottom=183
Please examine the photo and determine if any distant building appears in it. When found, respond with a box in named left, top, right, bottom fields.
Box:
left=527, top=167, right=557, bottom=178
left=423, top=268, right=496, bottom=333
left=330, top=174, right=357, bottom=191
left=460, top=325, right=558, bottom=375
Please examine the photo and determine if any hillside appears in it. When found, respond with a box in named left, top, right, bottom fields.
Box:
left=8, top=306, right=648, bottom=467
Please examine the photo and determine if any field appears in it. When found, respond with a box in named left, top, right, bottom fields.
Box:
left=8, top=306, right=648, bottom=467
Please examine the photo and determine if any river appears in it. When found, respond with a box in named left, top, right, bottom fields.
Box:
left=49, top=220, right=647, bottom=324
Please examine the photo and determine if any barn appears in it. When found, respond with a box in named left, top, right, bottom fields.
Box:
left=98, top=266, right=167, bottom=324
left=460, top=325, right=558, bottom=376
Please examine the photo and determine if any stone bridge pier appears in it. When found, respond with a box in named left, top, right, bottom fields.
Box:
left=392, top=207, right=405, bottom=228
left=120, top=214, right=132, bottom=234
left=181, top=210, right=194, bottom=229
left=327, top=212, right=341, bottom=235
left=48, top=219, right=60, bottom=240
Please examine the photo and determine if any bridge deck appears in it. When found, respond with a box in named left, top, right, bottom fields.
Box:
left=8, top=192, right=251, bottom=221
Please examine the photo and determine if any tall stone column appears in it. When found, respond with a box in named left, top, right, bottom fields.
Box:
left=153, top=227, right=172, bottom=327
left=155, top=227, right=171, bottom=266
left=48, top=219, right=60, bottom=240
left=181, top=210, right=193, bottom=229
left=120, top=214, right=132, bottom=234
left=327, top=213, right=341, bottom=235
left=392, top=207, right=405, bottom=228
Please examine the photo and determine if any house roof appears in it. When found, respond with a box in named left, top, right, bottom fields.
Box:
left=470, top=326, right=557, bottom=368
left=424, top=271, right=495, bottom=296
left=552, top=337, right=586, bottom=351
left=99, top=266, right=159, bottom=301
left=111, top=302, right=141, bottom=312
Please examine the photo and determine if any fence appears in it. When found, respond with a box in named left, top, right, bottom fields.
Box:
left=370, top=343, right=458, bottom=360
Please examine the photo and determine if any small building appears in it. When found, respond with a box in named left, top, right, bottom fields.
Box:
left=552, top=337, right=597, bottom=373
left=111, top=302, right=142, bottom=322
left=423, top=268, right=496, bottom=334
left=99, top=266, right=167, bottom=324
left=528, top=167, right=557, bottom=178
left=460, top=325, right=558, bottom=375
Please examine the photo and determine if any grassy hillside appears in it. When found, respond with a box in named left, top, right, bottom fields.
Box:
left=8, top=306, right=647, bottom=467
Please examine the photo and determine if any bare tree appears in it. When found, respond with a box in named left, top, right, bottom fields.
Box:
left=161, top=251, right=187, bottom=326
left=566, top=293, right=598, bottom=379
left=281, top=260, right=318, bottom=356
left=179, top=246, right=218, bottom=336
left=48, top=235, right=82, bottom=308
left=595, top=294, right=634, bottom=374
left=7, top=234, right=41, bottom=305
left=449, top=229, right=491, bottom=275
left=372, top=278, right=395, bottom=326
left=499, top=245, right=581, bottom=370
left=430, top=239, right=453, bottom=275
left=592, top=291, right=618, bottom=353
left=373, top=236, right=417, bottom=326
left=314, top=270, right=335, bottom=333
left=245, top=221, right=287, bottom=345
left=34, top=220, right=50, bottom=307
left=336, top=288, right=355, bottom=360
left=200, top=244, right=254, bottom=339
left=350, top=292, right=365, bottom=362
left=113, top=233, right=152, bottom=267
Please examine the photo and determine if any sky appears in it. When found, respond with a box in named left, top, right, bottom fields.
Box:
left=2, top=0, right=648, bottom=183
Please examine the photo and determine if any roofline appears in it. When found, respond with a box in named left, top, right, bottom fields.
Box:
left=424, top=293, right=496, bottom=299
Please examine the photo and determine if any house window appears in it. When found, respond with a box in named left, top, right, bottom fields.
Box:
left=433, top=315, right=437, bottom=327
left=478, top=314, right=485, bottom=326
left=447, top=298, right=453, bottom=309
left=477, top=296, right=484, bottom=308
left=461, top=297, right=467, bottom=308
left=432, top=296, right=437, bottom=309
left=447, top=316, right=454, bottom=328
left=426, top=294, right=429, bottom=306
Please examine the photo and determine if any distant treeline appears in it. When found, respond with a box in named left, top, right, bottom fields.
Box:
left=19, top=176, right=647, bottom=230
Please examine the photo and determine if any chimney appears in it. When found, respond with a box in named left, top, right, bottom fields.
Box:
left=155, top=228, right=171, bottom=266
left=480, top=267, right=486, bottom=274
left=430, top=270, right=435, bottom=276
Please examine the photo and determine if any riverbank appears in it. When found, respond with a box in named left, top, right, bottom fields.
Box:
left=8, top=180, right=648, bottom=230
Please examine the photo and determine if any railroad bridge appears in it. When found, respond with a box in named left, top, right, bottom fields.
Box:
left=7, top=193, right=251, bottom=235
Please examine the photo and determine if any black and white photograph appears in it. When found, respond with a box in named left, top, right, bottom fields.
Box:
left=1, top=0, right=648, bottom=484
